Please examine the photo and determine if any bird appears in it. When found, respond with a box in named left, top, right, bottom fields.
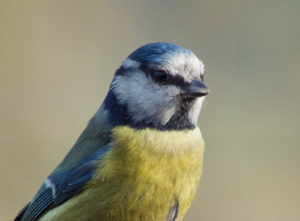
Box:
left=15, top=42, right=210, bottom=221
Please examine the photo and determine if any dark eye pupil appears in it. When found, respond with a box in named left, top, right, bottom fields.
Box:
left=152, top=71, right=168, bottom=84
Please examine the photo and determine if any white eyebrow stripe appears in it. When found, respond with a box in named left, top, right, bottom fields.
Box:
left=122, top=58, right=141, bottom=69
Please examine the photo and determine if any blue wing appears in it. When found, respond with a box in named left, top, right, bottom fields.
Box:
left=15, top=145, right=110, bottom=221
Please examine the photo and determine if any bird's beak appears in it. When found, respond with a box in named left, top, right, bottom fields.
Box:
left=181, top=80, right=210, bottom=98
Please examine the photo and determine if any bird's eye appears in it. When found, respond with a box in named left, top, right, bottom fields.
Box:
left=151, top=70, right=168, bottom=84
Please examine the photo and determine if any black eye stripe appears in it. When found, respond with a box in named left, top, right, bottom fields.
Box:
left=152, top=70, right=188, bottom=87
left=167, top=75, right=188, bottom=87
left=151, top=70, right=168, bottom=84
left=139, top=63, right=188, bottom=88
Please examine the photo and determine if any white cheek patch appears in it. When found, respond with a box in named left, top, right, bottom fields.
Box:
left=111, top=70, right=151, bottom=106
left=112, top=71, right=180, bottom=126
left=122, top=58, right=141, bottom=69
left=188, top=97, right=205, bottom=125
left=160, top=106, right=176, bottom=124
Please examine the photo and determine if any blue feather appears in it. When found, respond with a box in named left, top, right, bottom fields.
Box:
left=128, top=42, right=192, bottom=64
left=16, top=145, right=111, bottom=221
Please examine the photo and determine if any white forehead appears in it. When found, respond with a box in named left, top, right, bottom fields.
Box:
left=164, top=52, right=204, bottom=81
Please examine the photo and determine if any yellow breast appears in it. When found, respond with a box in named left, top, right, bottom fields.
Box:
left=40, top=126, right=204, bottom=221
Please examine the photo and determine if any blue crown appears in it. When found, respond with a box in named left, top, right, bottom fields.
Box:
left=128, top=42, right=192, bottom=64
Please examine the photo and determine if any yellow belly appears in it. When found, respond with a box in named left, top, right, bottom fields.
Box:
left=40, top=126, right=204, bottom=221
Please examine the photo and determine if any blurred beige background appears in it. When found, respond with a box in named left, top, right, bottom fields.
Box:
left=1, top=0, right=299, bottom=220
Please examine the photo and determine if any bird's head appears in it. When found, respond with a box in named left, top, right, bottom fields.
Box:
left=103, top=42, right=209, bottom=130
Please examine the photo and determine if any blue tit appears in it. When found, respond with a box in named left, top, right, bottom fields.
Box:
left=15, top=42, right=210, bottom=221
